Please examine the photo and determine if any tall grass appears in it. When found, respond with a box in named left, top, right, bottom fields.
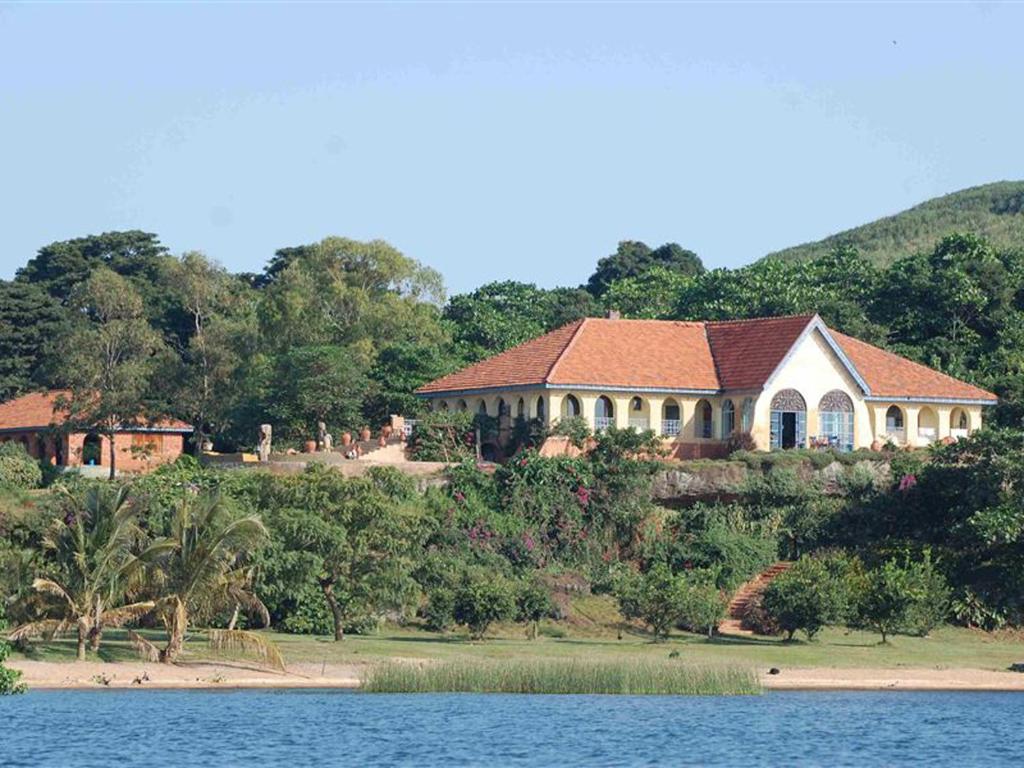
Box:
left=362, top=659, right=760, bottom=695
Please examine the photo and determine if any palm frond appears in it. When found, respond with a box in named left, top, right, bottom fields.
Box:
left=99, top=601, right=156, bottom=627
left=31, top=578, right=77, bottom=609
left=207, top=629, right=286, bottom=672
left=8, top=618, right=70, bottom=642
left=127, top=629, right=161, bottom=663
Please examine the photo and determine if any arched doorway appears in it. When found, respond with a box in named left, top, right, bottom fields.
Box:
left=457, top=399, right=468, bottom=412
left=950, top=408, right=970, bottom=438
left=594, top=396, right=614, bottom=430
left=917, top=406, right=938, bottom=444
left=536, top=396, right=546, bottom=422
left=694, top=399, right=713, bottom=439
left=770, top=389, right=806, bottom=449
left=662, top=399, right=681, bottom=436
left=819, top=390, right=854, bottom=452
left=741, top=397, right=755, bottom=433
left=82, top=433, right=102, bottom=466
left=516, top=398, right=526, bottom=419
left=628, top=396, right=649, bottom=431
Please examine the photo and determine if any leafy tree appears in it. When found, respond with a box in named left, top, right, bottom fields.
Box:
left=423, top=587, right=456, bottom=632
left=53, top=268, right=166, bottom=478
left=587, top=240, right=703, bottom=297
left=516, top=579, right=555, bottom=639
left=139, top=490, right=269, bottom=663
left=453, top=573, right=517, bottom=639
left=364, top=341, right=461, bottom=425
left=265, top=345, right=370, bottom=441
left=856, top=559, right=922, bottom=644
left=261, top=466, right=420, bottom=641
left=408, top=410, right=476, bottom=462
left=761, top=556, right=849, bottom=640
left=0, top=281, right=69, bottom=399
left=615, top=563, right=688, bottom=641
left=677, top=580, right=727, bottom=640
left=17, top=230, right=170, bottom=304
left=9, top=486, right=161, bottom=659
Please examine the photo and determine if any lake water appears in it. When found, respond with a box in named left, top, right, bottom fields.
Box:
left=3, top=689, right=1023, bottom=766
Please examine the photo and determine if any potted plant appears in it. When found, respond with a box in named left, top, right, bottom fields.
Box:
left=304, top=439, right=317, bottom=453
left=341, top=431, right=352, bottom=446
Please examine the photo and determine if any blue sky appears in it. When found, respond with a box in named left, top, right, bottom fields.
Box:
left=1, top=2, right=1022, bottom=295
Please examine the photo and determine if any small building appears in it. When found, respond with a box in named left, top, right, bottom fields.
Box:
left=0, top=390, right=193, bottom=474
left=415, top=314, right=997, bottom=458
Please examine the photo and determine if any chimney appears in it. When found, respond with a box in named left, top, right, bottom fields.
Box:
left=606, top=310, right=621, bottom=320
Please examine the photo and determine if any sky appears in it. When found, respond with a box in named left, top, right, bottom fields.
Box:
left=1, top=2, right=1023, bottom=295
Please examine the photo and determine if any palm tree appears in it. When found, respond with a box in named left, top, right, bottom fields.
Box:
left=9, top=485, right=165, bottom=660
left=131, top=491, right=273, bottom=666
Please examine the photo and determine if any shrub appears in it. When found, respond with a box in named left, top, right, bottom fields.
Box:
left=409, top=411, right=476, bottom=462
left=453, top=575, right=517, bottom=639
left=855, top=555, right=950, bottom=643
left=0, top=603, right=26, bottom=695
left=0, top=443, right=42, bottom=490
left=726, top=432, right=757, bottom=454
left=738, top=593, right=780, bottom=636
left=423, top=587, right=456, bottom=632
left=550, top=416, right=592, bottom=448
left=903, top=550, right=951, bottom=637
left=615, top=563, right=687, bottom=640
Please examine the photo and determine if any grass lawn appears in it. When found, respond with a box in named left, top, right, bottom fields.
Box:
left=11, top=595, right=1024, bottom=672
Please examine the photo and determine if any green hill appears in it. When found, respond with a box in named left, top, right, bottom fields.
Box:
left=765, top=181, right=1024, bottom=264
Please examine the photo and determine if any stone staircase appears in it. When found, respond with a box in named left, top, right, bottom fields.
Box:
left=718, top=561, right=793, bottom=636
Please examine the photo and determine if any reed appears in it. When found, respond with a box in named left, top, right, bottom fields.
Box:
left=362, top=658, right=760, bottom=695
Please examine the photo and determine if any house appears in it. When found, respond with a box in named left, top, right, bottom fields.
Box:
left=0, top=390, right=193, bottom=473
left=415, top=314, right=997, bottom=458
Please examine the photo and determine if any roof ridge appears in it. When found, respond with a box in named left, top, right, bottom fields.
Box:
left=704, top=313, right=817, bottom=326
left=544, top=318, right=588, bottom=383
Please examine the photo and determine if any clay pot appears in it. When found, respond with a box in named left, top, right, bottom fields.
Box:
left=360, top=427, right=371, bottom=441
left=870, top=439, right=883, bottom=452
left=341, top=432, right=352, bottom=446
left=303, top=440, right=316, bottom=453
left=378, top=435, right=388, bottom=447
left=382, top=425, right=393, bottom=439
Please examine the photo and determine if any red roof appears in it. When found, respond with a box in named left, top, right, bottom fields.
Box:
left=418, top=314, right=997, bottom=403
left=831, top=332, right=997, bottom=401
left=0, top=391, right=193, bottom=433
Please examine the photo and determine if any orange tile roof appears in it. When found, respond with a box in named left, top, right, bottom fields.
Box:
left=0, top=390, right=193, bottom=432
left=830, top=331, right=997, bottom=402
left=418, top=313, right=997, bottom=404
left=706, top=314, right=816, bottom=391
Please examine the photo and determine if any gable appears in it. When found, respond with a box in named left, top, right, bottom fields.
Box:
left=763, top=327, right=866, bottom=400
left=706, top=315, right=815, bottom=390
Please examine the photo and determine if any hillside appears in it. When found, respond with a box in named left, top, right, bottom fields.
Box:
left=765, top=181, right=1024, bottom=264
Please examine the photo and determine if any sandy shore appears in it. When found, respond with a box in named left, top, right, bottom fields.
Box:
left=10, top=660, right=1024, bottom=692
left=10, top=659, right=363, bottom=690
left=761, top=666, right=1024, bottom=691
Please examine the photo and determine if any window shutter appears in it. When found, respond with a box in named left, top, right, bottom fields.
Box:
left=770, top=411, right=782, bottom=449
left=796, top=411, right=806, bottom=447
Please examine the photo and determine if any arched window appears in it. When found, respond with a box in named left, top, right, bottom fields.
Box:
left=885, top=405, right=904, bottom=435
left=594, top=396, right=614, bottom=430
left=818, top=390, right=854, bottom=452
left=457, top=399, right=468, bottom=412
left=721, top=400, right=736, bottom=439
left=536, top=396, right=546, bottom=422
left=563, top=394, right=581, bottom=419
left=770, top=389, right=807, bottom=449
left=741, top=398, right=754, bottom=432
left=477, top=400, right=488, bottom=415
left=662, top=399, right=681, bottom=437
left=630, top=396, right=643, bottom=411
left=694, top=399, right=713, bottom=439
left=497, top=398, right=507, bottom=418
left=517, top=398, right=526, bottom=418
left=439, top=400, right=449, bottom=411
left=628, top=397, right=648, bottom=430
left=82, top=433, right=102, bottom=466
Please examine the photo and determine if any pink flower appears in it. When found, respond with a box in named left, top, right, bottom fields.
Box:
left=898, top=474, right=917, bottom=492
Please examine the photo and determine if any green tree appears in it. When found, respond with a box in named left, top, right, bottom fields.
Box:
left=265, top=345, right=370, bottom=441
left=615, top=563, right=688, bottom=641
left=516, top=579, right=555, bottom=639
left=678, top=580, right=727, bottom=640
left=587, top=241, right=704, bottom=297
left=453, top=573, right=517, bottom=639
left=9, top=486, right=161, bottom=660
left=0, top=281, right=70, bottom=400
left=856, top=559, right=923, bottom=644
left=262, top=466, right=420, bottom=641
left=761, top=556, right=848, bottom=641
left=54, top=268, right=166, bottom=478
